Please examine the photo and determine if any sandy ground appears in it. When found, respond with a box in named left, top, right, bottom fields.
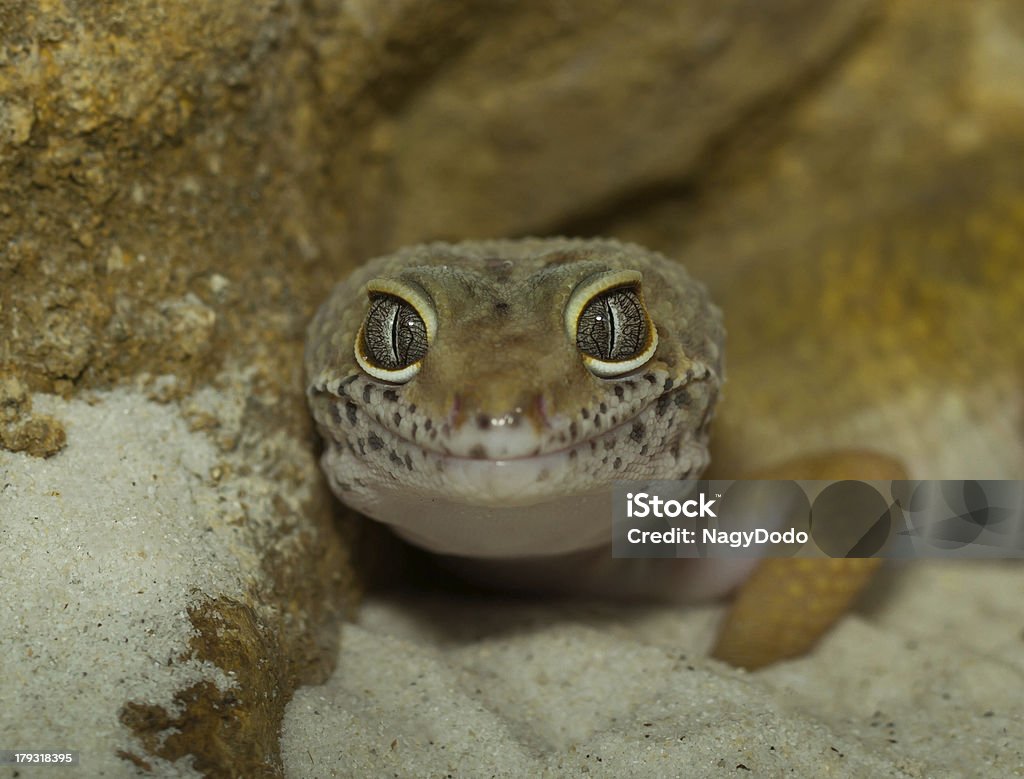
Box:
left=0, top=384, right=314, bottom=778
left=2, top=389, right=1021, bottom=777
left=281, top=561, right=1024, bottom=778
left=0, top=390, right=244, bottom=778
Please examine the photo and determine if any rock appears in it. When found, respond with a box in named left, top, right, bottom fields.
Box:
left=370, top=0, right=879, bottom=245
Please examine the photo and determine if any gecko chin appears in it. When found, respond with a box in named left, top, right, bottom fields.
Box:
left=429, top=445, right=595, bottom=506
left=350, top=463, right=618, bottom=558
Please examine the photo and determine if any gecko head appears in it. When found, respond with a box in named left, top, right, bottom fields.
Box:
left=306, top=238, right=723, bottom=555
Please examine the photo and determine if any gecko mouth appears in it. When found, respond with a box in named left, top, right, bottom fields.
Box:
left=315, top=365, right=713, bottom=507
left=421, top=368, right=711, bottom=464
left=434, top=405, right=653, bottom=463
left=372, top=389, right=698, bottom=507
left=370, top=373, right=705, bottom=464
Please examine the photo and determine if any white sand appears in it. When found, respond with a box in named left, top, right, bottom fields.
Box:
left=281, top=561, right=1024, bottom=778
left=0, top=383, right=297, bottom=777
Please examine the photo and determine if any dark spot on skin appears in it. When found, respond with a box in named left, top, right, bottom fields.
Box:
left=469, top=445, right=487, bottom=459
left=393, top=412, right=402, bottom=426
left=601, top=456, right=608, bottom=465
left=363, top=385, right=373, bottom=403
left=340, top=375, right=359, bottom=389
left=613, top=457, right=622, bottom=470
left=367, top=432, right=385, bottom=450
left=424, top=419, right=433, bottom=431
left=603, top=438, right=615, bottom=451
left=389, top=451, right=403, bottom=467
left=409, top=404, right=417, bottom=413
left=477, top=414, right=491, bottom=430
left=664, top=378, right=674, bottom=392
left=411, top=422, right=418, bottom=437
left=644, top=374, right=656, bottom=384
left=569, top=449, right=577, bottom=460
left=558, top=432, right=567, bottom=444
left=599, top=402, right=608, bottom=414
left=674, top=390, right=691, bottom=408
left=404, top=453, right=413, bottom=470
left=656, top=394, right=672, bottom=417
left=594, top=415, right=602, bottom=429
left=589, top=441, right=597, bottom=452
left=346, top=401, right=358, bottom=425
left=494, top=301, right=510, bottom=315
left=581, top=408, right=590, bottom=420
left=630, top=421, right=646, bottom=443
left=614, top=386, right=624, bottom=399
left=640, top=444, right=648, bottom=456
left=569, top=421, right=578, bottom=439
left=383, top=389, right=398, bottom=402
left=610, top=416, right=617, bottom=425
left=357, top=439, right=366, bottom=456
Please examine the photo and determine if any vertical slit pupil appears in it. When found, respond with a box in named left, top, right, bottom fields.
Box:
left=604, top=297, right=616, bottom=358
left=577, top=285, right=646, bottom=363
left=365, top=294, right=428, bottom=370
left=389, top=303, right=401, bottom=363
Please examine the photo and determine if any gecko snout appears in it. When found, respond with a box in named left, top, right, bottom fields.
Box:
left=446, top=392, right=558, bottom=459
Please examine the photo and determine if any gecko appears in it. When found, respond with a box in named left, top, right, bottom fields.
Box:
left=305, top=237, right=905, bottom=669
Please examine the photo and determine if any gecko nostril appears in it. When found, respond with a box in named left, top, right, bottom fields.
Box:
left=476, top=411, right=524, bottom=430
left=533, top=394, right=551, bottom=428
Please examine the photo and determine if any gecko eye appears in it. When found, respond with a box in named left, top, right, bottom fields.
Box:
left=355, top=280, right=436, bottom=383
left=567, top=270, right=658, bottom=378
